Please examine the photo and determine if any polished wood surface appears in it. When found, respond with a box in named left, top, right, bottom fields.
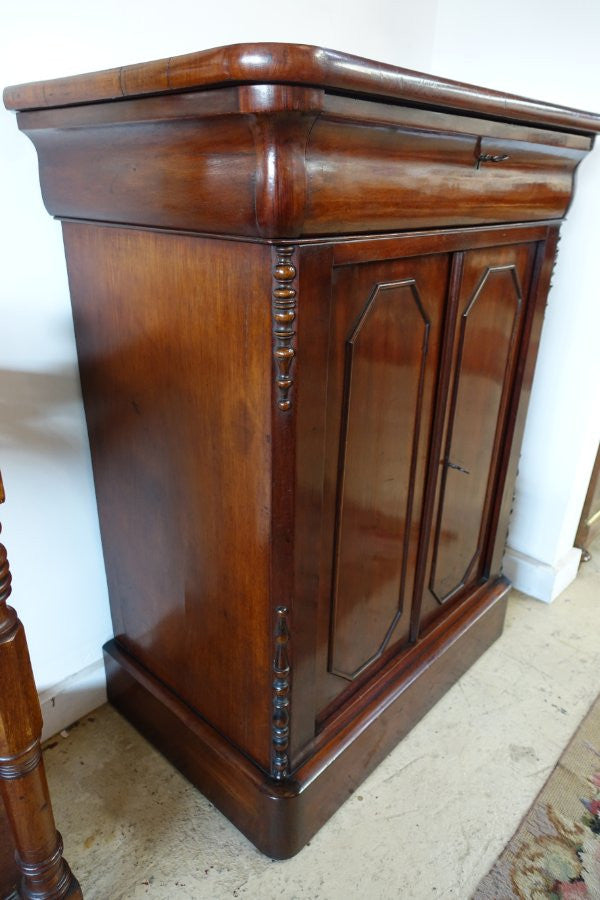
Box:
left=5, top=43, right=600, bottom=135
left=0, top=795, right=18, bottom=900
left=304, top=118, right=584, bottom=235
left=318, top=254, right=449, bottom=702
left=10, top=84, right=588, bottom=239
left=309, top=229, right=557, bottom=719
left=105, top=577, right=508, bottom=859
left=0, top=474, right=81, bottom=899
left=423, top=244, right=535, bottom=622
left=63, top=224, right=273, bottom=771
left=5, top=44, right=599, bottom=859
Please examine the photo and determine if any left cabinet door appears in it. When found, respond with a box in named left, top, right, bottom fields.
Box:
left=314, top=251, right=452, bottom=714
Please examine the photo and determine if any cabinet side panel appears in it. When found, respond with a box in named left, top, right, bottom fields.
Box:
left=62, top=224, right=273, bottom=770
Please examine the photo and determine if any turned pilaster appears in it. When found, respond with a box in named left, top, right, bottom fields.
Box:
left=0, top=472, right=81, bottom=899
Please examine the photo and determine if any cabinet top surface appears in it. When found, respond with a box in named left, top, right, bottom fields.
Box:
left=4, top=42, right=600, bottom=134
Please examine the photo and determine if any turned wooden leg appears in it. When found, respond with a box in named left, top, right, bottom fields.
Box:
left=0, top=475, right=82, bottom=899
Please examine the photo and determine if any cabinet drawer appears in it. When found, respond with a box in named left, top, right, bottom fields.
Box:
left=305, top=119, right=585, bottom=234
left=17, top=88, right=587, bottom=240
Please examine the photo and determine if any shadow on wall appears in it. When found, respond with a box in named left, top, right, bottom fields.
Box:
left=38, top=658, right=108, bottom=741
left=0, top=365, right=88, bottom=457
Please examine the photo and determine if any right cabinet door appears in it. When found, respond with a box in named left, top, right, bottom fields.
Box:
left=418, top=242, right=538, bottom=631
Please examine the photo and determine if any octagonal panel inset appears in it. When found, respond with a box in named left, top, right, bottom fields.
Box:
left=430, top=265, right=523, bottom=604
left=328, top=279, right=430, bottom=680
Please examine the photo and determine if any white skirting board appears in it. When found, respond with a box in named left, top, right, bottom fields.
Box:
left=38, top=658, right=107, bottom=742
left=502, top=545, right=582, bottom=604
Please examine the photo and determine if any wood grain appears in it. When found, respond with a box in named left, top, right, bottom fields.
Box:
left=62, top=223, right=274, bottom=771
left=13, top=90, right=586, bottom=239
left=5, top=43, right=600, bottom=135
left=0, top=793, right=18, bottom=900
left=304, top=120, right=584, bottom=234
left=105, top=576, right=508, bottom=859
left=320, top=255, right=449, bottom=702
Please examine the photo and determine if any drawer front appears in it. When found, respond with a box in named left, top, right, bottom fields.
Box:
left=305, top=120, right=584, bottom=235
left=22, top=110, right=259, bottom=237
left=19, top=92, right=586, bottom=240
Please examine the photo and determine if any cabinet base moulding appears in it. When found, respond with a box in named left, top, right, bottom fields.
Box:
left=104, top=577, right=508, bottom=859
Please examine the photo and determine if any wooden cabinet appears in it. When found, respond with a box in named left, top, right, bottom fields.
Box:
left=5, top=43, right=600, bottom=860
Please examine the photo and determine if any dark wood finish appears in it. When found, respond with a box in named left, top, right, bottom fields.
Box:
left=5, top=45, right=599, bottom=859
left=304, top=120, right=584, bottom=235
left=4, top=43, right=600, bottom=135
left=0, top=796, right=18, bottom=900
left=315, top=253, right=450, bottom=708
left=576, top=445, right=600, bottom=557
left=419, top=243, right=535, bottom=629
left=0, top=474, right=81, bottom=899
left=62, top=224, right=273, bottom=771
left=105, top=576, right=508, bottom=859
left=9, top=84, right=587, bottom=239
left=487, top=232, right=560, bottom=576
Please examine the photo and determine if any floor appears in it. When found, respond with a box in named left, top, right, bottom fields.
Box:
left=44, top=539, right=600, bottom=900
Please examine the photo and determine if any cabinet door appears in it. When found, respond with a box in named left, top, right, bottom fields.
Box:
left=418, top=242, right=537, bottom=632
left=315, top=253, right=451, bottom=713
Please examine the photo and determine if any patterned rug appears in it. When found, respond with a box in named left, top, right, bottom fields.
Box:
left=475, top=693, right=600, bottom=899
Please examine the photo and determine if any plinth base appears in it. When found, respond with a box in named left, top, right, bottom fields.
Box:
left=104, top=577, right=509, bottom=859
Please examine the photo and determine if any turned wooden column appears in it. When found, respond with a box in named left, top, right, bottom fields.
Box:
left=0, top=473, right=81, bottom=899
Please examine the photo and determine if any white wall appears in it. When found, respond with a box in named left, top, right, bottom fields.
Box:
left=1, top=1, right=598, bottom=734
left=432, top=0, right=600, bottom=600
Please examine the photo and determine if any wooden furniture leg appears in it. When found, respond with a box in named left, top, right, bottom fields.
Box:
left=0, top=797, right=18, bottom=900
left=0, top=473, right=81, bottom=899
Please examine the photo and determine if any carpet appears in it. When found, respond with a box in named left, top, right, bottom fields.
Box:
left=474, top=693, right=600, bottom=899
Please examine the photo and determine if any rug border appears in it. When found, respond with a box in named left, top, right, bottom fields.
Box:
left=472, top=689, right=600, bottom=898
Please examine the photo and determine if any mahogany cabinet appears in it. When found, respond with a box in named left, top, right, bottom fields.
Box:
left=5, top=43, right=600, bottom=859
